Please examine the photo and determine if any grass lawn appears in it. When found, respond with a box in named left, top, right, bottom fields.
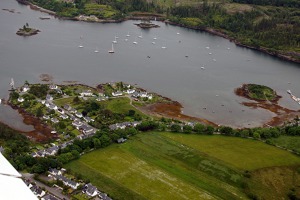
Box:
left=270, top=136, right=300, bottom=153
left=161, top=132, right=300, bottom=170
left=101, top=97, right=146, bottom=118
left=54, top=97, right=74, bottom=107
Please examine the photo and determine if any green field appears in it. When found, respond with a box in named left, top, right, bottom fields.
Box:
left=162, top=133, right=300, bottom=170
left=270, top=136, right=300, bottom=153
left=65, top=132, right=300, bottom=199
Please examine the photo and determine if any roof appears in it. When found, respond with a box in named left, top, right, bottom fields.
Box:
left=42, top=194, right=59, bottom=200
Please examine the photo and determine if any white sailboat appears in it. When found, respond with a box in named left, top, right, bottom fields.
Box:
left=126, top=32, right=130, bottom=37
left=94, top=47, right=99, bottom=53
left=153, top=36, right=157, bottom=40
left=78, top=36, right=84, bottom=48
left=138, top=32, right=143, bottom=38
left=133, top=37, right=138, bottom=44
left=108, top=43, right=114, bottom=53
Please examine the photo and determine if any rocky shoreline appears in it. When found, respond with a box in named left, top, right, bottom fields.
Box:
left=165, top=21, right=300, bottom=64
left=235, top=84, right=300, bottom=127
left=7, top=102, right=58, bottom=143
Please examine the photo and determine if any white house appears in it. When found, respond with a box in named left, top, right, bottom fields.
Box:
left=80, top=90, right=93, bottom=97
left=22, top=85, right=30, bottom=92
left=18, top=97, right=24, bottom=102
left=112, top=91, right=123, bottom=96
left=126, top=89, right=135, bottom=94
left=49, top=84, right=58, bottom=90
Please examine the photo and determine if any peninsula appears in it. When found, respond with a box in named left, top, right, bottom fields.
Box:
left=2, top=80, right=300, bottom=200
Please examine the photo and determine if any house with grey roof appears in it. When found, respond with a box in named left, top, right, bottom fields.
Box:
left=49, top=168, right=62, bottom=176
left=42, top=194, right=59, bottom=200
left=75, top=112, right=83, bottom=118
left=83, top=116, right=94, bottom=123
left=99, top=193, right=112, bottom=200
left=64, top=104, right=72, bottom=111
left=117, top=138, right=127, bottom=143
left=60, top=114, right=69, bottom=120
left=51, top=118, right=59, bottom=123
left=45, top=146, right=59, bottom=156
left=83, top=183, right=99, bottom=197
left=46, top=94, right=53, bottom=101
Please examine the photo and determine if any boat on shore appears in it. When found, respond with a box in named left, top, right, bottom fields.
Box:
left=39, top=17, right=50, bottom=20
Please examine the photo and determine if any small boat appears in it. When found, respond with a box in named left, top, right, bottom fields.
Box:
left=206, top=46, right=210, bottom=49
left=94, top=48, right=99, bottom=53
left=152, top=41, right=155, bottom=44
left=125, top=39, right=128, bottom=41
left=200, top=67, right=205, bottom=70
left=227, top=47, right=230, bottom=50
left=161, top=46, right=166, bottom=49
left=78, top=45, right=83, bottom=48
left=185, top=55, right=188, bottom=58
left=287, top=90, right=292, bottom=94
left=153, top=37, right=157, bottom=40
left=108, top=43, right=114, bottom=53
left=209, top=52, right=212, bottom=55
left=126, top=32, right=130, bottom=37
left=177, top=32, right=180, bottom=35
left=133, top=41, right=138, bottom=45
left=39, top=17, right=50, bottom=20
left=115, top=35, right=119, bottom=39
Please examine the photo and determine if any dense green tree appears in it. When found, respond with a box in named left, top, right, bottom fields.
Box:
left=183, top=125, right=193, bottom=133
left=170, top=124, right=182, bottom=132
left=194, top=123, right=206, bottom=134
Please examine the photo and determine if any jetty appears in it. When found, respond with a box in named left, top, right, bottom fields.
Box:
left=287, top=90, right=300, bottom=105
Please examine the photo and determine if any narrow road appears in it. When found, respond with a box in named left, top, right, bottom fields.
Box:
left=21, top=173, right=70, bottom=200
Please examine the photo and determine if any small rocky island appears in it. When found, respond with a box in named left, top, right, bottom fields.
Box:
left=135, top=19, right=160, bottom=29
left=235, top=83, right=281, bottom=102
left=16, top=23, right=40, bottom=36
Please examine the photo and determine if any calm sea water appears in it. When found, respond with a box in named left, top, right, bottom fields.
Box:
left=0, top=0, right=299, bottom=129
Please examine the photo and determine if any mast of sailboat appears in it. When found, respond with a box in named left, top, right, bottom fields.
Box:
left=10, top=78, right=15, bottom=90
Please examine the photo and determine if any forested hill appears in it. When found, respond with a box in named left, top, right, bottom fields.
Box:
left=18, top=0, right=300, bottom=62
left=232, top=0, right=300, bottom=7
